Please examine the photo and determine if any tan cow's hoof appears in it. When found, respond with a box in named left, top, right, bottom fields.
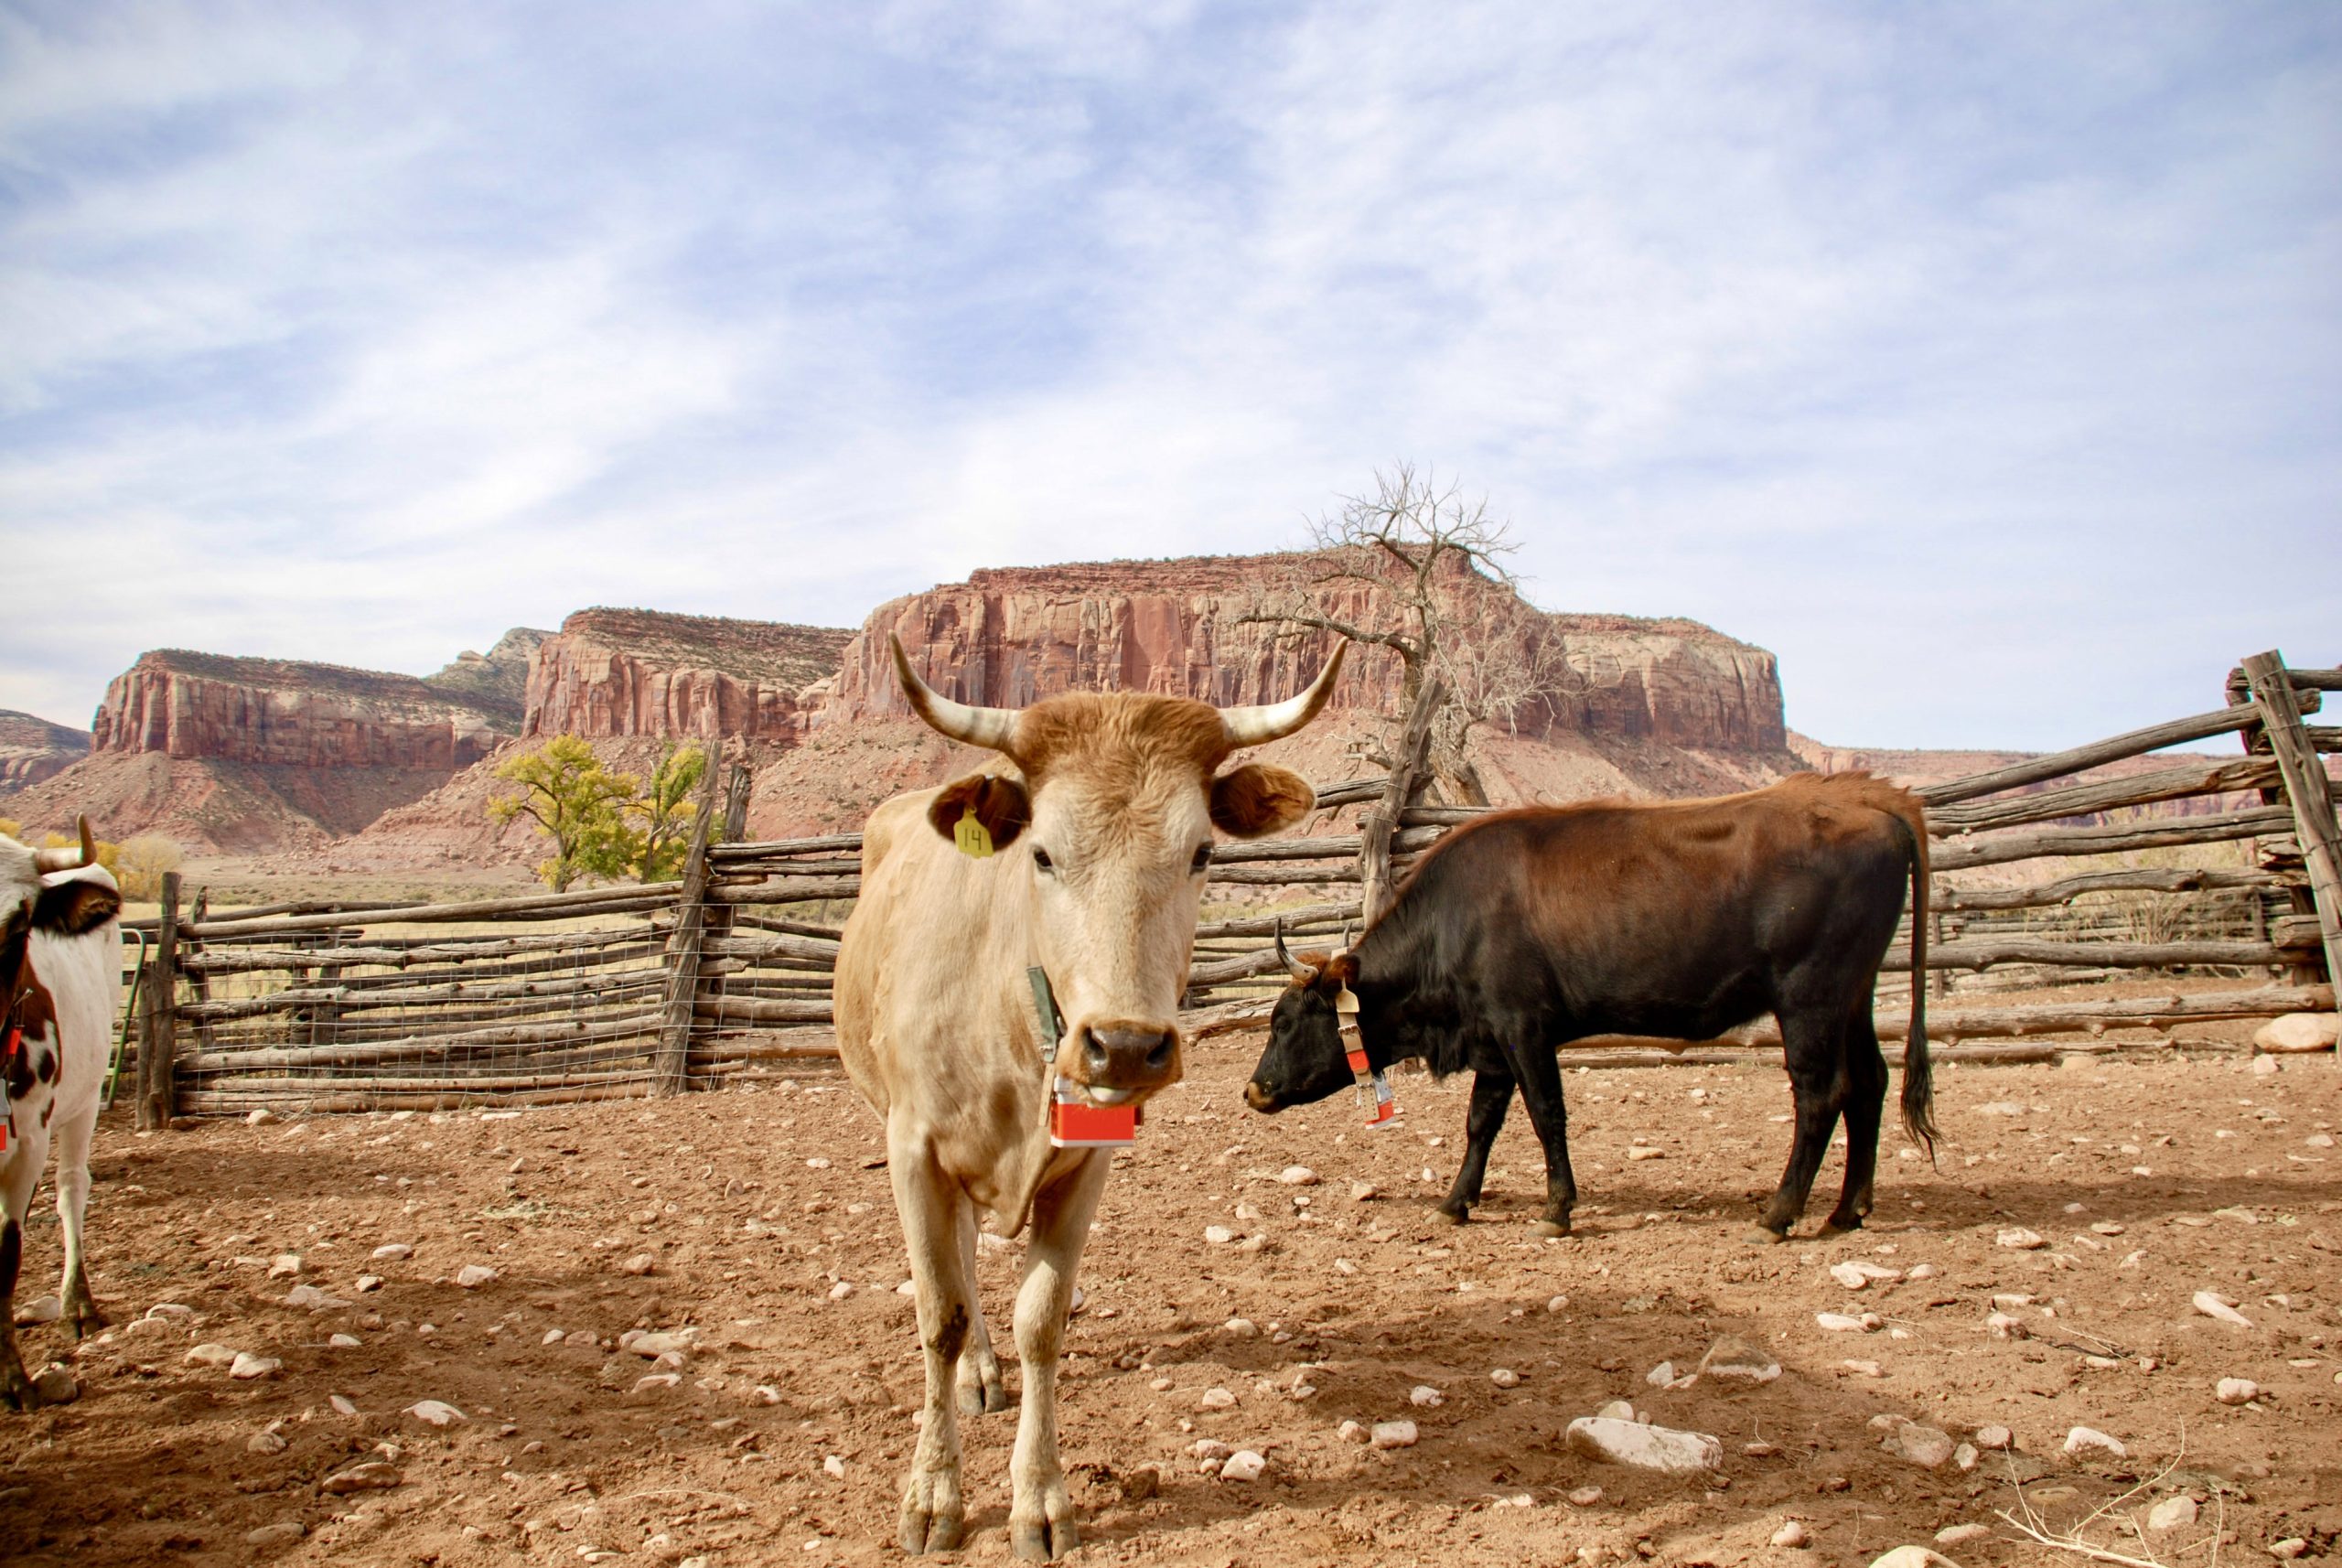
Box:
left=1534, top=1219, right=1571, bottom=1238
left=898, top=1503, right=963, bottom=1554
left=1432, top=1207, right=1466, bottom=1227
left=1010, top=1515, right=1079, bottom=1561
left=1818, top=1219, right=1864, bottom=1239
left=1744, top=1226, right=1789, bottom=1246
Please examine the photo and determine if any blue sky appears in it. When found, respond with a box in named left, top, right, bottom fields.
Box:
left=2, top=1, right=2336, bottom=749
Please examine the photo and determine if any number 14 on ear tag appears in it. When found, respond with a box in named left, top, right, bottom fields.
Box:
left=954, top=808, right=994, bottom=858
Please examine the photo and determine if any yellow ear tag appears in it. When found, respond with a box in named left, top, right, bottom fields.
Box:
left=954, top=808, right=994, bottom=859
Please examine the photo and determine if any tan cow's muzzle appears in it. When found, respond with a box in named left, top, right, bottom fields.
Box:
left=1060, top=1020, right=1183, bottom=1096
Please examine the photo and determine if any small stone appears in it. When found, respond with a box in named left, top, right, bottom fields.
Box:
left=246, top=1520, right=305, bottom=1547
left=2253, top=1014, right=2339, bottom=1054
left=145, top=1302, right=196, bottom=1322
left=1627, top=1146, right=1665, bottom=1161
left=355, top=1275, right=383, bottom=1293
left=1278, top=1165, right=1319, bottom=1186
left=1832, top=1260, right=1901, bottom=1290
left=1936, top=1524, right=1990, bottom=1547
left=1885, top=1423, right=1957, bottom=1469
left=2063, top=1426, right=2125, bottom=1458
left=1565, top=1417, right=1724, bottom=1473
left=1338, top=1420, right=1369, bottom=1444
left=1219, top=1449, right=1266, bottom=1481
left=406, top=1399, right=466, bottom=1427
left=2090, top=1221, right=2125, bottom=1236
left=1370, top=1420, right=1419, bottom=1449
left=1490, top=1368, right=1520, bottom=1388
left=2216, top=1377, right=2259, bottom=1404
left=328, top=1333, right=361, bottom=1348
left=1547, top=1294, right=1568, bottom=1314
left=12, top=1294, right=62, bottom=1326
left=229, top=1353, right=282, bottom=1380
left=1192, top=1438, right=1233, bottom=1463
left=1350, top=1180, right=1378, bottom=1202
left=267, top=1253, right=303, bottom=1279
left=1645, top=1361, right=1676, bottom=1386
left=1841, top=1359, right=1885, bottom=1378
left=1907, top=1262, right=1941, bottom=1280
left=1772, top=1520, right=1810, bottom=1548
left=1987, top=1312, right=2029, bottom=1340
left=1594, top=1399, right=1638, bottom=1420
left=620, top=1253, right=658, bottom=1276
left=1818, top=1312, right=1882, bottom=1333
left=456, top=1264, right=498, bottom=1289
left=1953, top=1444, right=1979, bottom=1472
left=1410, top=1384, right=1444, bottom=1407
left=1974, top=1424, right=2012, bottom=1450
left=1996, top=1229, right=2047, bottom=1251
left=31, top=1364, right=78, bottom=1403
left=247, top=1109, right=278, bottom=1126
left=330, top=1395, right=359, bottom=1416
left=2269, top=1540, right=2308, bottom=1560
left=1120, top=1466, right=1160, bottom=1502
left=2251, top=1055, right=2280, bottom=1077
left=1868, top=1550, right=1960, bottom=1568
left=1204, top=1226, right=1237, bottom=1245
left=1569, top=1486, right=1605, bottom=1507
left=320, top=1461, right=403, bottom=1494
left=822, top=1455, right=845, bottom=1478
left=634, top=1372, right=682, bottom=1391
left=1700, top=1336, right=1781, bottom=1385
left=2147, top=1496, right=2198, bottom=1531
left=1744, top=1440, right=1780, bottom=1457
left=1199, top=1387, right=1237, bottom=1409
left=285, top=1284, right=349, bottom=1311
left=247, top=1430, right=289, bottom=1455
left=2193, top=1291, right=2252, bottom=1327
left=749, top=1385, right=782, bottom=1405
left=1223, top=1317, right=1258, bottom=1338
left=631, top=1331, right=698, bottom=1358
left=371, top=1243, right=412, bottom=1261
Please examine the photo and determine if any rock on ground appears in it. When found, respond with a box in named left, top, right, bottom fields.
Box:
left=1563, top=1416, right=1723, bottom=1474
left=2253, top=1013, right=2338, bottom=1053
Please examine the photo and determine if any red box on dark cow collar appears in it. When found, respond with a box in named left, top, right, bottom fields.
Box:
left=1049, top=1077, right=1137, bottom=1148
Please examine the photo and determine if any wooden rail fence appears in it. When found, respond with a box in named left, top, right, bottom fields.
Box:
left=110, top=650, right=2338, bottom=1118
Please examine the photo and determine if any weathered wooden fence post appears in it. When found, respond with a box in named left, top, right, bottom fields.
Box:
left=138, top=870, right=180, bottom=1129
left=1360, top=679, right=1443, bottom=924
left=2240, top=651, right=2342, bottom=1004
left=655, top=759, right=727, bottom=1095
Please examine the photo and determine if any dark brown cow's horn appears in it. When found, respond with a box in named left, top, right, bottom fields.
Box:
left=1220, top=643, right=1347, bottom=747
left=1273, top=918, right=1315, bottom=983
left=890, top=633, right=1017, bottom=754
left=32, top=814, right=95, bottom=873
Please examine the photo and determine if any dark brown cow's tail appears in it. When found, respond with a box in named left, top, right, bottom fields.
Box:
left=1895, top=803, right=1938, bottom=1161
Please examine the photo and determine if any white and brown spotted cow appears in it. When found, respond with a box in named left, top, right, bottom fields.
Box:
left=2, top=817, right=119, bottom=1410
left=836, top=635, right=1344, bottom=1560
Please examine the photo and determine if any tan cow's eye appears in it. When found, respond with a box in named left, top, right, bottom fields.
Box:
left=1189, top=843, right=1212, bottom=875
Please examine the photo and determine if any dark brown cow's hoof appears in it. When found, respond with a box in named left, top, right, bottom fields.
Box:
left=1534, top=1219, right=1571, bottom=1238
left=1819, top=1218, right=1864, bottom=1238
left=1432, top=1206, right=1468, bottom=1226
left=1744, top=1225, right=1789, bottom=1246
left=1010, top=1515, right=1079, bottom=1561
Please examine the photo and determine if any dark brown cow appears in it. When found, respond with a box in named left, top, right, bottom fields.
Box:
left=1244, top=773, right=1933, bottom=1242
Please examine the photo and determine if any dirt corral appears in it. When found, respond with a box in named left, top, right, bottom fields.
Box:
left=3, top=1043, right=2337, bottom=1568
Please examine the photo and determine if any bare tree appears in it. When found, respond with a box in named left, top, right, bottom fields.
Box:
left=1240, top=463, right=1596, bottom=804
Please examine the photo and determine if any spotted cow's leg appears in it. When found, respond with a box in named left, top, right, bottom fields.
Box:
left=953, top=1205, right=1007, bottom=1414
left=1, top=1133, right=47, bottom=1411
left=1436, top=1070, right=1514, bottom=1224
left=1006, top=1149, right=1109, bottom=1562
left=53, top=1105, right=103, bottom=1336
left=887, top=1124, right=973, bottom=1555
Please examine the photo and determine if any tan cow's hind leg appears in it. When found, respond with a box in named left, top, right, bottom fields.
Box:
left=889, top=1136, right=975, bottom=1554
left=1007, top=1153, right=1109, bottom=1562
left=54, top=1111, right=104, bottom=1337
left=954, top=1207, right=1008, bottom=1414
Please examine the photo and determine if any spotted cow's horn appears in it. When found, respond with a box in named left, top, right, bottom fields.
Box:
left=32, top=814, right=94, bottom=873
left=1220, top=643, right=1347, bottom=748
left=891, top=634, right=1017, bottom=754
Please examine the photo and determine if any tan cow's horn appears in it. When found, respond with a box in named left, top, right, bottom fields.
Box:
left=1273, top=918, right=1313, bottom=983
left=32, top=814, right=95, bottom=873
left=890, top=633, right=1017, bottom=754
left=1221, top=642, right=1348, bottom=747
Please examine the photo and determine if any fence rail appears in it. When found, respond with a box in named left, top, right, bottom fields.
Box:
left=108, top=651, right=2338, bottom=1119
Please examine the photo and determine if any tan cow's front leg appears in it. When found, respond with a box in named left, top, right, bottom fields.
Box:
left=1007, top=1152, right=1109, bottom=1561
left=888, top=1134, right=976, bottom=1554
left=953, top=1206, right=1008, bottom=1414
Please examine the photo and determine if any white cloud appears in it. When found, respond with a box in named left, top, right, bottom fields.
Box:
left=0, top=2, right=2335, bottom=747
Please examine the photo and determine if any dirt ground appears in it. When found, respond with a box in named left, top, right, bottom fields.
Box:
left=3, top=1039, right=2337, bottom=1568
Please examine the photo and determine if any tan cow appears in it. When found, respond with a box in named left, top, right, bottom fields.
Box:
left=835, top=635, right=1345, bottom=1560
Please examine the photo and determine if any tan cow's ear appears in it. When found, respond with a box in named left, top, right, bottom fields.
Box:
left=1209, top=763, right=1315, bottom=839
left=927, top=772, right=1032, bottom=849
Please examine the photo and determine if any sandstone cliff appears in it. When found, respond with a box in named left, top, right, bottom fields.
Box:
left=0, top=710, right=90, bottom=797
left=522, top=608, right=852, bottom=741
left=840, top=554, right=1789, bottom=751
